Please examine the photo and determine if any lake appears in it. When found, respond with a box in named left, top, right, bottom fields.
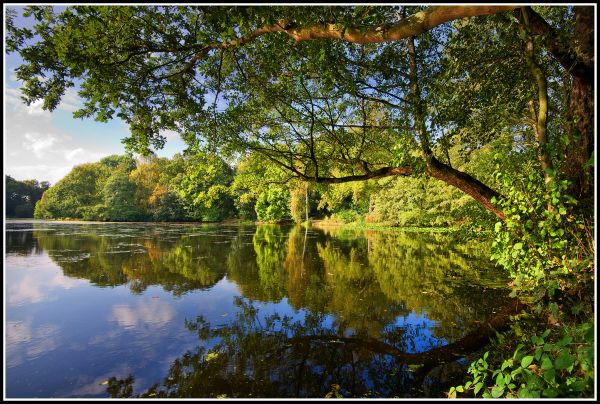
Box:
left=5, top=220, right=510, bottom=398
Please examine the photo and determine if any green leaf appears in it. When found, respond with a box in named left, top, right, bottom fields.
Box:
left=474, top=382, right=484, bottom=395
left=543, top=368, right=555, bottom=383
left=540, top=356, right=553, bottom=370
left=521, top=355, right=534, bottom=368
left=456, top=385, right=464, bottom=393
left=557, top=336, right=572, bottom=347
left=554, top=352, right=575, bottom=370
left=518, top=387, right=531, bottom=398
left=569, top=380, right=587, bottom=392
left=542, top=388, right=558, bottom=398
left=491, top=386, right=505, bottom=398
left=496, top=373, right=505, bottom=388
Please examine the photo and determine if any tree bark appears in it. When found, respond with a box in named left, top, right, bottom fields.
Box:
left=516, top=6, right=594, bottom=203
left=520, top=11, right=554, bottom=188
left=198, top=6, right=519, bottom=57
left=563, top=7, right=594, bottom=203
left=426, top=157, right=505, bottom=220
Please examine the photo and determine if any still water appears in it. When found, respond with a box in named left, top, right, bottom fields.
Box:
left=5, top=220, right=510, bottom=398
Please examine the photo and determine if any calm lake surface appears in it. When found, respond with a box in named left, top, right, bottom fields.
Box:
left=5, top=220, right=510, bottom=398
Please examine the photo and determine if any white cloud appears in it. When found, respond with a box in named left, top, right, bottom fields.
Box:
left=58, top=87, right=82, bottom=113
left=26, top=98, right=47, bottom=115
left=65, top=147, right=85, bottom=161
left=23, top=132, right=57, bottom=158
left=110, top=300, right=175, bottom=329
left=8, top=274, right=47, bottom=305
left=6, top=319, right=61, bottom=368
left=4, top=89, right=113, bottom=183
left=4, top=87, right=23, bottom=106
left=26, top=323, right=60, bottom=358
left=4, top=78, right=184, bottom=183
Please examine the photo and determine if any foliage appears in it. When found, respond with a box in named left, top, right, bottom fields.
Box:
left=6, top=5, right=595, bottom=397
left=34, top=162, right=110, bottom=219
left=255, top=186, right=290, bottom=223
left=129, top=155, right=169, bottom=217
left=448, top=157, right=594, bottom=399
left=490, top=168, right=594, bottom=320
left=103, top=166, right=145, bottom=221
left=6, top=175, right=50, bottom=218
left=449, top=322, right=594, bottom=398
left=31, top=152, right=238, bottom=222
left=148, top=186, right=187, bottom=222
left=289, top=182, right=308, bottom=224
left=168, top=151, right=237, bottom=221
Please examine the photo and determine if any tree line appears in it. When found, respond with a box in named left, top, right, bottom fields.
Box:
left=31, top=144, right=499, bottom=227
left=5, top=175, right=50, bottom=218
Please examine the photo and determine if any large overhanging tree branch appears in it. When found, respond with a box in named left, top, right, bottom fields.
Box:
left=8, top=5, right=582, bottom=220
left=406, top=30, right=506, bottom=220
left=175, top=6, right=521, bottom=77
left=256, top=6, right=519, bottom=44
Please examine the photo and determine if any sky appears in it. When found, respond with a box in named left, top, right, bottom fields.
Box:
left=3, top=6, right=187, bottom=185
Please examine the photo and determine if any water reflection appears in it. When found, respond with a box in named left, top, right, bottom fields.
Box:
left=108, top=297, right=418, bottom=398
left=5, top=221, right=510, bottom=398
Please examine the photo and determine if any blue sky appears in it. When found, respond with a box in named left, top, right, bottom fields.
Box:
left=3, top=6, right=187, bottom=184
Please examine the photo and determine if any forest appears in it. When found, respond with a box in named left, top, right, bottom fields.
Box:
left=30, top=148, right=494, bottom=227
left=5, top=175, right=50, bottom=218
left=6, top=5, right=595, bottom=398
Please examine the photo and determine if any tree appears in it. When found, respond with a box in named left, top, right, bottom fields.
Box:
left=34, top=162, right=109, bottom=219
left=148, top=186, right=188, bottom=222
left=129, top=154, right=169, bottom=217
left=103, top=165, right=145, bottom=221
left=167, top=151, right=237, bottom=221
left=6, top=175, right=50, bottom=217
left=6, top=5, right=593, bottom=220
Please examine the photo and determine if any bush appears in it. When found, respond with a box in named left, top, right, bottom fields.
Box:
left=449, top=322, right=594, bottom=398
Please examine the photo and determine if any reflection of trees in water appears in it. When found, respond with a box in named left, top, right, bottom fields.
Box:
left=316, top=238, right=410, bottom=341
left=32, top=225, right=232, bottom=295
left=19, top=222, right=512, bottom=397
left=32, top=222, right=508, bottom=341
left=106, top=295, right=523, bottom=398
left=5, top=225, right=43, bottom=256
left=106, top=297, right=415, bottom=398
left=252, top=225, right=288, bottom=301
left=364, top=231, right=510, bottom=342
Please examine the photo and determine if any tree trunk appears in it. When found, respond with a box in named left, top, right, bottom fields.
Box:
left=564, top=8, right=594, bottom=204
left=519, top=6, right=594, bottom=206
